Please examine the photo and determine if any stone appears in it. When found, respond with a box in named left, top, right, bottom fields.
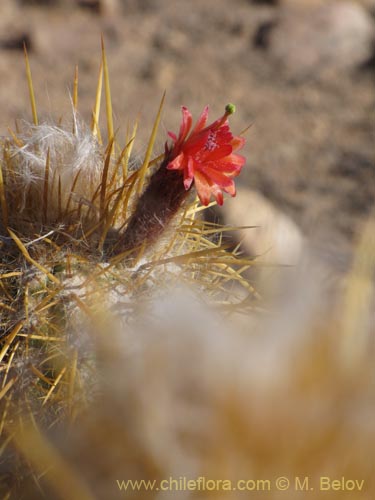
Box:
left=257, top=1, right=375, bottom=79
left=223, top=187, right=304, bottom=265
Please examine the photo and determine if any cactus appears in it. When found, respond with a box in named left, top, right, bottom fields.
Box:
left=0, top=41, right=256, bottom=496
left=1, top=40, right=373, bottom=500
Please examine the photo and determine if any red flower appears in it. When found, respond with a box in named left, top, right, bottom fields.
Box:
left=166, top=104, right=246, bottom=206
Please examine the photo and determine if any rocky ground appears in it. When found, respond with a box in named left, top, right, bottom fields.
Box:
left=0, top=0, right=374, bottom=270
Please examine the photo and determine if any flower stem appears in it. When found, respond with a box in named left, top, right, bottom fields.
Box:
left=109, top=156, right=189, bottom=259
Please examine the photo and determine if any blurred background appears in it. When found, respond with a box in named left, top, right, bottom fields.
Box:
left=0, top=0, right=374, bottom=270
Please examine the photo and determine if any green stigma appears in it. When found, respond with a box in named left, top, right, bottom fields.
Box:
left=225, top=103, right=236, bottom=115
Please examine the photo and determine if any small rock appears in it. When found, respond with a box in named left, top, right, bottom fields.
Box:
left=250, top=0, right=279, bottom=5
left=0, top=33, right=33, bottom=51
left=253, top=20, right=277, bottom=49
left=77, top=0, right=101, bottom=13
left=223, top=187, right=304, bottom=265
left=77, top=0, right=120, bottom=15
left=256, top=1, right=375, bottom=79
left=18, top=0, right=59, bottom=5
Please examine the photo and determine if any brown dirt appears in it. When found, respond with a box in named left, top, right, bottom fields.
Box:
left=0, top=0, right=374, bottom=268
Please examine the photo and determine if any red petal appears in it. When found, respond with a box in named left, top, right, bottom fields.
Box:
left=167, top=152, right=185, bottom=171
left=183, top=130, right=211, bottom=156
left=184, top=177, right=193, bottom=190
left=187, top=156, right=195, bottom=179
left=231, top=135, right=245, bottom=150
left=200, top=165, right=235, bottom=191
left=224, top=182, right=236, bottom=196
left=192, top=105, right=209, bottom=134
left=204, top=144, right=233, bottom=161
left=168, top=131, right=177, bottom=142
left=183, top=157, right=195, bottom=190
left=177, top=107, right=193, bottom=145
left=214, top=125, right=233, bottom=144
left=194, top=171, right=227, bottom=206
left=212, top=185, right=224, bottom=205
left=212, top=153, right=246, bottom=174
left=204, top=115, right=229, bottom=133
left=193, top=170, right=212, bottom=206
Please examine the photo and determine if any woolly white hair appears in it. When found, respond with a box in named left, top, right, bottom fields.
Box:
left=7, top=118, right=104, bottom=219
